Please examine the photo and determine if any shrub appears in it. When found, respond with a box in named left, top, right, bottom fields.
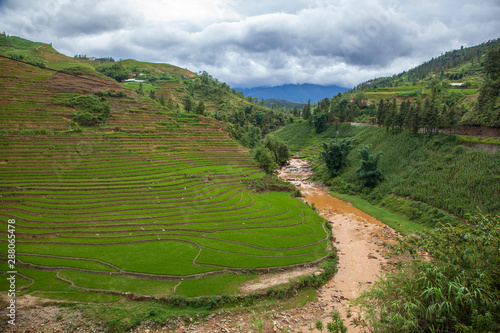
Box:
left=327, top=311, right=347, bottom=333
left=356, top=146, right=384, bottom=188
left=355, top=213, right=500, bottom=332
left=252, top=146, right=278, bottom=174
left=65, top=95, right=111, bottom=126
left=320, top=138, right=353, bottom=178
left=73, top=111, right=100, bottom=126
left=96, top=62, right=131, bottom=82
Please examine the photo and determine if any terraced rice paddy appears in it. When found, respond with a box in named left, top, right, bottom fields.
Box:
left=0, top=57, right=330, bottom=297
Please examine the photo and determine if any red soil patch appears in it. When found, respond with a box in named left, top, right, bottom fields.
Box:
left=47, top=72, right=124, bottom=94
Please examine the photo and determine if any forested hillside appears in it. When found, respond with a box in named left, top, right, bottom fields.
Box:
left=296, top=38, right=500, bottom=129
left=272, top=36, right=500, bottom=230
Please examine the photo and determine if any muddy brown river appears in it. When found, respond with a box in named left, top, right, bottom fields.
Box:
left=279, top=159, right=401, bottom=332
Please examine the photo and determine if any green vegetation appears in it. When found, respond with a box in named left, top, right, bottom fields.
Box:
left=76, top=300, right=212, bottom=332
left=326, top=192, right=426, bottom=235
left=327, top=311, right=347, bottom=333
left=175, top=274, right=258, bottom=297
left=275, top=121, right=499, bottom=226
left=64, top=95, right=111, bottom=126
left=33, top=291, right=123, bottom=303
left=320, top=138, right=352, bottom=177
left=2, top=33, right=499, bottom=332
left=0, top=36, right=330, bottom=304
left=297, top=39, right=500, bottom=129
left=355, top=213, right=500, bottom=332
left=356, top=146, right=384, bottom=188
left=59, top=271, right=177, bottom=296
left=96, top=62, right=132, bottom=82
left=251, top=135, right=291, bottom=174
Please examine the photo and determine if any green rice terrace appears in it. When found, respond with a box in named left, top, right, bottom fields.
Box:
left=0, top=53, right=330, bottom=300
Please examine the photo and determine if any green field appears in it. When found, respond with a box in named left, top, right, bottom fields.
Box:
left=0, top=54, right=330, bottom=298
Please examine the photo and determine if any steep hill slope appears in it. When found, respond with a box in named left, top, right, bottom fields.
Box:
left=0, top=37, right=331, bottom=302
left=274, top=121, right=500, bottom=227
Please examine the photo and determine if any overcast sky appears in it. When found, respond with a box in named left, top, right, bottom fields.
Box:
left=1, top=0, right=499, bottom=88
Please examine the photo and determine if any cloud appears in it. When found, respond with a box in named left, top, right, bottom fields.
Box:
left=1, top=0, right=499, bottom=88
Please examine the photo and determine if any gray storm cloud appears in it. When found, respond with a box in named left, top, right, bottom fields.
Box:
left=0, top=0, right=499, bottom=88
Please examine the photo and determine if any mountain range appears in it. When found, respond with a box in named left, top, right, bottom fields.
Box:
left=234, top=83, right=350, bottom=103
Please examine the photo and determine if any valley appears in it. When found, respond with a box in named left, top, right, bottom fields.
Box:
left=1, top=32, right=499, bottom=332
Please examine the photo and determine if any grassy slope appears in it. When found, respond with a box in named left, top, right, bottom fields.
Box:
left=0, top=36, right=330, bottom=301
left=274, top=120, right=500, bottom=226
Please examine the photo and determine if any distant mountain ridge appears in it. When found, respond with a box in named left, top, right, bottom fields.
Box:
left=263, top=98, right=306, bottom=110
left=234, top=83, right=350, bottom=103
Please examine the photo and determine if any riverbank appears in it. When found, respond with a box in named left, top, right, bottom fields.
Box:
left=279, top=158, right=403, bottom=332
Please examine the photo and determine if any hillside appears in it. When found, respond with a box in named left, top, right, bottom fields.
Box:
left=0, top=35, right=332, bottom=314
left=235, top=83, right=350, bottom=103
left=274, top=120, right=500, bottom=227
left=344, top=38, right=500, bottom=128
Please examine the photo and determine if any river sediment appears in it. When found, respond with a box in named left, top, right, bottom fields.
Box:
left=280, top=158, right=401, bottom=332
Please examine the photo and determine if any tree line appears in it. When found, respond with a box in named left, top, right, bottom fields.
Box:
left=294, top=45, right=500, bottom=132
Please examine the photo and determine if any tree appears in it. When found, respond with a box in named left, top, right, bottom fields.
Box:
left=376, top=99, right=386, bottom=126
left=312, top=112, right=328, bottom=133
left=485, top=47, right=500, bottom=80
left=411, top=99, right=422, bottom=135
left=422, top=97, right=438, bottom=134
left=252, top=146, right=278, bottom=174
left=195, top=101, right=205, bottom=115
left=264, top=135, right=290, bottom=167
left=243, top=126, right=261, bottom=148
left=356, top=146, right=384, bottom=188
left=320, top=138, right=352, bottom=178
left=302, top=100, right=312, bottom=120
left=183, top=95, right=193, bottom=112
left=137, top=83, right=144, bottom=95
left=166, top=97, right=174, bottom=110
left=444, top=104, right=460, bottom=132
left=384, top=98, right=397, bottom=132
left=336, top=99, right=349, bottom=123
